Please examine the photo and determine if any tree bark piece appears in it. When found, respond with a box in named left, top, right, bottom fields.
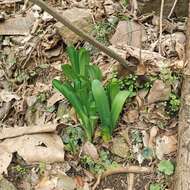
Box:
left=29, top=0, right=136, bottom=72
left=174, top=2, right=190, bottom=190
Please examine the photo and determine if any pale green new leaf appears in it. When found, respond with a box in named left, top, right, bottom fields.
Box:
left=111, top=90, right=131, bottom=130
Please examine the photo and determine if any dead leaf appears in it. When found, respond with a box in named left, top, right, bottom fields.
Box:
left=82, top=142, right=99, bottom=160
left=148, top=126, right=159, bottom=148
left=110, top=21, right=147, bottom=48
left=0, top=90, right=20, bottom=102
left=156, top=135, right=177, bottom=160
left=47, top=92, right=63, bottom=108
left=147, top=80, right=171, bottom=104
left=0, top=14, right=35, bottom=35
left=141, top=130, right=149, bottom=147
left=125, top=110, right=139, bottom=123
left=0, top=134, right=64, bottom=174
left=0, top=123, right=57, bottom=140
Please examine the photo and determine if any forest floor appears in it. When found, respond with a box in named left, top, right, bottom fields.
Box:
left=0, top=0, right=188, bottom=189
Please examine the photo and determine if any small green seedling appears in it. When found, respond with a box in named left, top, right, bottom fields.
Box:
left=158, top=160, right=174, bottom=175
left=62, top=126, right=84, bottom=154
left=168, top=93, right=181, bottom=114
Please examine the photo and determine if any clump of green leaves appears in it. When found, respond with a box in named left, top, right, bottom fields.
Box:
left=62, top=126, right=84, bottom=154
left=53, top=46, right=102, bottom=142
left=158, top=160, right=174, bottom=175
left=160, top=68, right=178, bottom=85
left=81, top=150, right=117, bottom=174
left=13, top=165, right=28, bottom=177
left=92, top=79, right=130, bottom=141
left=149, top=183, right=163, bottom=190
left=93, top=20, right=115, bottom=45
left=53, top=47, right=129, bottom=142
left=167, top=93, right=181, bottom=114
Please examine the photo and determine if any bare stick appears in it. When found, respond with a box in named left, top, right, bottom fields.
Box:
left=101, top=166, right=153, bottom=179
left=168, top=0, right=178, bottom=18
left=159, top=0, right=164, bottom=54
left=29, top=0, right=136, bottom=72
left=127, top=173, right=135, bottom=190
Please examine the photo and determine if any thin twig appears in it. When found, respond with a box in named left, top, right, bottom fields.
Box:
left=92, top=174, right=101, bottom=190
left=101, top=166, right=153, bottom=179
left=29, top=0, right=136, bottom=72
left=127, top=173, right=135, bottom=190
left=159, top=0, right=165, bottom=54
left=168, top=0, right=178, bottom=18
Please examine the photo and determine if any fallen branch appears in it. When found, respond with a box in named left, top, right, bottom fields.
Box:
left=29, top=0, right=136, bottom=72
left=0, top=123, right=56, bottom=140
left=101, top=165, right=153, bottom=179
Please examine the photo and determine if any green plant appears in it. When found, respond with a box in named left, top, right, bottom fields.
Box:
left=13, top=165, right=28, bottom=176
left=92, top=79, right=131, bottom=141
left=52, top=46, right=102, bottom=142
left=62, top=126, right=84, bottom=154
left=149, top=183, right=162, bottom=190
left=81, top=150, right=117, bottom=174
left=158, top=160, right=174, bottom=175
left=131, top=129, right=142, bottom=144
left=160, top=68, right=178, bottom=85
left=168, top=93, right=181, bottom=114
left=93, top=20, right=115, bottom=45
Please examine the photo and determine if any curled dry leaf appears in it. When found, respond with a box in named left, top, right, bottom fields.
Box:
left=156, top=135, right=177, bottom=160
left=82, top=142, right=99, bottom=160
left=0, top=134, right=64, bottom=174
left=0, top=90, right=20, bottom=102
left=141, top=130, right=149, bottom=147
left=148, top=126, right=159, bottom=148
left=47, top=92, right=63, bottom=108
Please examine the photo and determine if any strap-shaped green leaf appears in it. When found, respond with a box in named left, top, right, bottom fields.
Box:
left=67, top=46, right=79, bottom=74
left=61, top=64, right=78, bottom=81
left=111, top=90, right=131, bottom=131
left=52, top=79, right=93, bottom=141
left=107, top=80, right=120, bottom=103
left=92, top=80, right=112, bottom=136
left=79, top=48, right=90, bottom=77
left=88, top=65, right=102, bottom=81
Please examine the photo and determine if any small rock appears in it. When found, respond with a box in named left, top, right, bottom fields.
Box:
left=55, top=8, right=93, bottom=44
left=110, top=21, right=147, bottom=48
left=147, top=80, right=171, bottom=104
left=111, top=137, right=129, bottom=158
left=82, top=142, right=99, bottom=160
left=0, top=177, right=17, bottom=190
